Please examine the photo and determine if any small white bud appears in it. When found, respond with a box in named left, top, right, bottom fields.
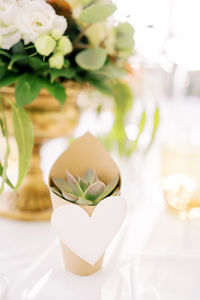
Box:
left=49, top=52, right=64, bottom=69
left=57, top=36, right=73, bottom=55
left=35, top=35, right=56, bottom=56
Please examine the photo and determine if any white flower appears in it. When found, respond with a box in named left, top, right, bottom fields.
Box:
left=0, top=0, right=16, bottom=24
left=49, top=52, right=64, bottom=69
left=35, top=34, right=56, bottom=56
left=0, top=0, right=21, bottom=49
left=51, top=28, right=63, bottom=40
left=0, top=35, right=3, bottom=47
left=15, top=0, right=67, bottom=44
left=57, top=36, right=73, bottom=55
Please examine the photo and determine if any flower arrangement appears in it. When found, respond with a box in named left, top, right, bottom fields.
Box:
left=0, top=0, right=134, bottom=106
left=0, top=0, right=158, bottom=194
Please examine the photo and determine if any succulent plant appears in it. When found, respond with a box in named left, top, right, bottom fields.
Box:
left=51, top=168, right=120, bottom=205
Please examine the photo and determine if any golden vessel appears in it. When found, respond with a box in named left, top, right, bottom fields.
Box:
left=0, top=81, right=81, bottom=220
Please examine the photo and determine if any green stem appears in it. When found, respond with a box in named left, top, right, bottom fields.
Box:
left=73, top=24, right=92, bottom=47
left=25, top=45, right=35, bottom=50
left=29, top=52, right=38, bottom=57
left=0, top=50, right=12, bottom=59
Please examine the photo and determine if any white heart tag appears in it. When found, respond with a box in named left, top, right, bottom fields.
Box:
left=51, top=196, right=126, bottom=265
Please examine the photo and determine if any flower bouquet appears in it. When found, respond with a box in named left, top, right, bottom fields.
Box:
left=0, top=0, right=136, bottom=197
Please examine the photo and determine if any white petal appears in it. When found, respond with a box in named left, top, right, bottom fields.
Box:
left=2, top=32, right=21, bottom=49
left=54, top=15, right=67, bottom=35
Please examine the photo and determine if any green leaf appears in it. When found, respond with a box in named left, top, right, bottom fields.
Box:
left=0, top=72, right=18, bottom=87
left=11, top=41, right=26, bottom=54
left=145, top=106, right=159, bottom=153
left=77, top=177, right=89, bottom=192
left=0, top=162, right=14, bottom=190
left=95, top=175, right=119, bottom=203
left=82, top=168, right=96, bottom=184
left=128, top=110, right=146, bottom=154
left=76, top=48, right=107, bottom=70
left=86, top=74, right=113, bottom=94
left=0, top=50, right=12, bottom=59
left=116, top=23, right=134, bottom=50
left=8, top=54, right=28, bottom=70
left=0, top=58, right=8, bottom=80
left=112, top=81, right=133, bottom=112
left=11, top=105, right=34, bottom=189
left=15, top=74, right=42, bottom=106
left=0, top=99, right=10, bottom=193
left=42, top=79, right=66, bottom=105
left=84, top=181, right=105, bottom=201
left=80, top=3, right=116, bottom=23
left=0, top=118, right=5, bottom=136
left=90, top=64, right=128, bottom=80
left=66, top=171, right=83, bottom=197
left=50, top=186, right=63, bottom=197
left=51, top=177, right=73, bottom=194
left=49, top=68, right=76, bottom=83
left=28, top=56, right=49, bottom=71
left=61, top=189, right=78, bottom=202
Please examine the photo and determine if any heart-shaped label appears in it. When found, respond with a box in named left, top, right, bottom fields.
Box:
left=51, top=196, right=126, bottom=265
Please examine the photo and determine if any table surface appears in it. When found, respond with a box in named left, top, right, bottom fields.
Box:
left=1, top=100, right=200, bottom=300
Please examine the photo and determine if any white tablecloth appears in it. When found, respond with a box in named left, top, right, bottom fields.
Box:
left=1, top=150, right=200, bottom=300
left=1, top=100, right=200, bottom=299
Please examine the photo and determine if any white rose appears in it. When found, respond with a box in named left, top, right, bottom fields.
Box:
left=0, top=0, right=16, bottom=24
left=0, top=0, right=21, bottom=49
left=15, top=0, right=67, bottom=44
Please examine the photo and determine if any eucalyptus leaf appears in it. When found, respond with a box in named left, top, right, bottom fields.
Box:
left=0, top=99, right=10, bottom=193
left=0, top=118, right=4, bottom=136
left=11, top=105, right=34, bottom=189
left=128, top=110, right=146, bottom=154
left=15, top=74, right=42, bottom=106
left=90, top=64, right=128, bottom=80
left=75, top=48, right=107, bottom=70
left=115, top=23, right=134, bottom=50
left=112, top=80, right=133, bottom=112
left=145, top=106, right=159, bottom=154
left=0, top=162, right=14, bottom=190
left=80, top=3, right=116, bottom=23
left=86, top=74, right=113, bottom=94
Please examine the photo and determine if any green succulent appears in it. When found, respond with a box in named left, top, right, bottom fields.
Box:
left=50, top=168, right=120, bottom=205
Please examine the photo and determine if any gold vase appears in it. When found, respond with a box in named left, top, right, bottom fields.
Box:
left=0, top=81, right=81, bottom=220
